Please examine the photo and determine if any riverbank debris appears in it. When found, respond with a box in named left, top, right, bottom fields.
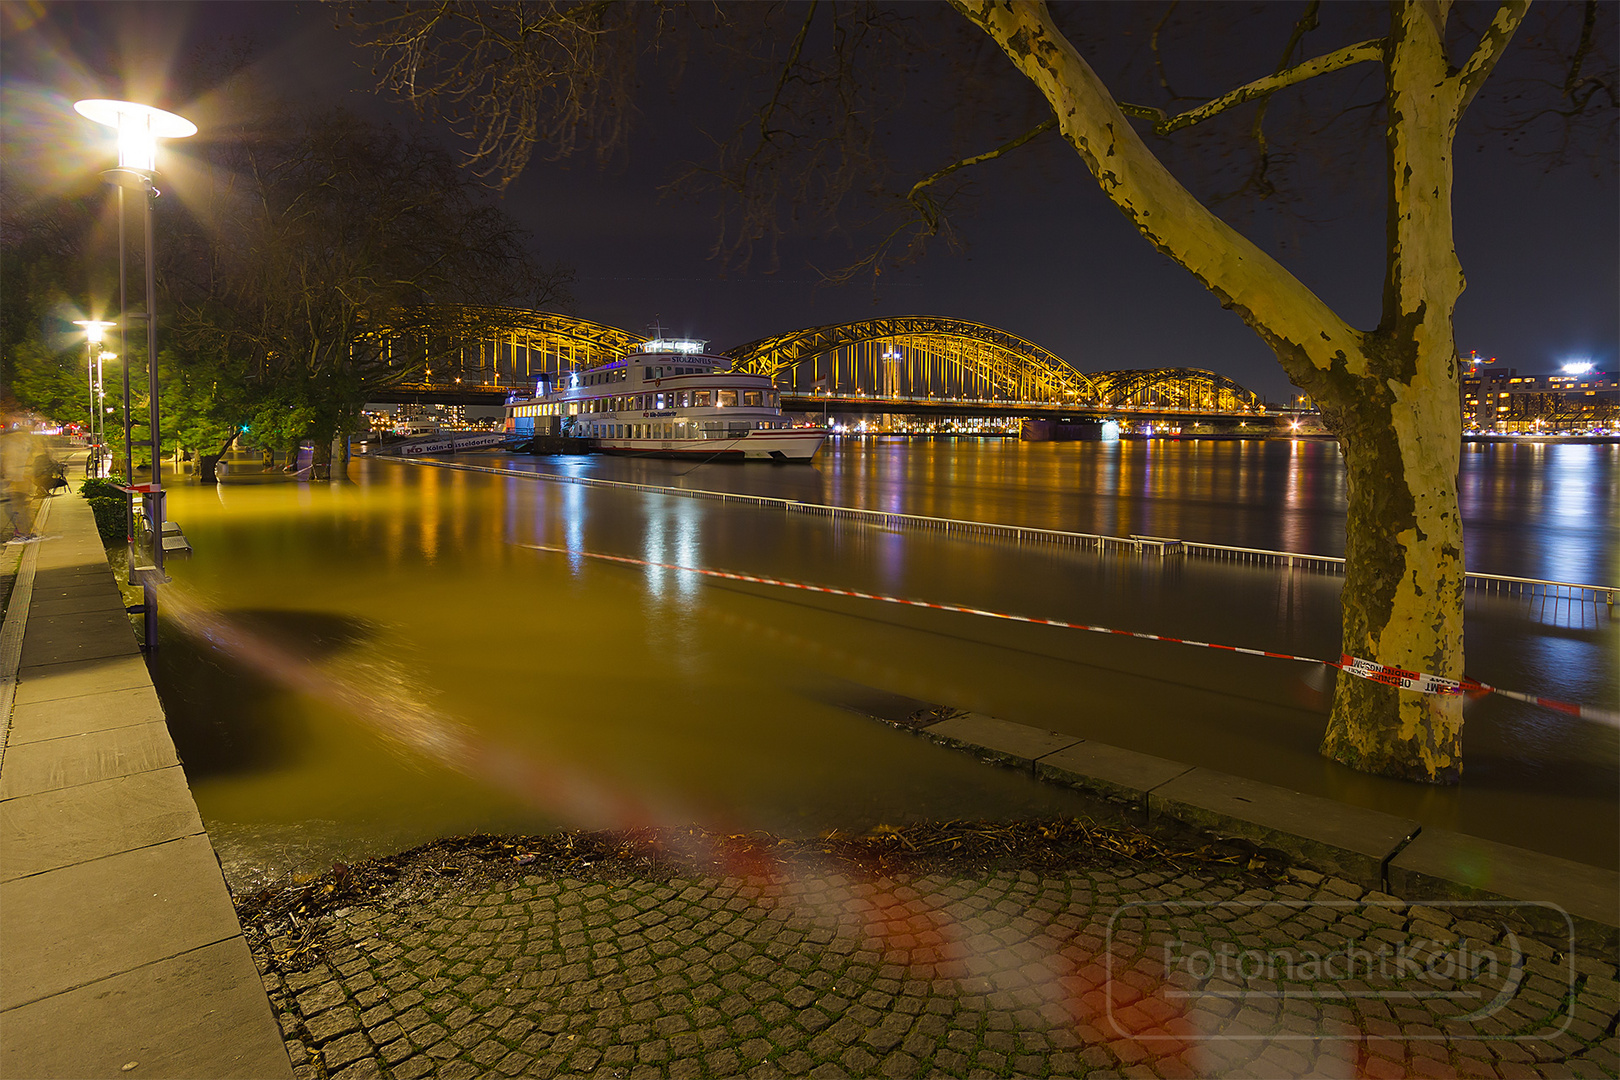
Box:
left=234, top=816, right=1285, bottom=974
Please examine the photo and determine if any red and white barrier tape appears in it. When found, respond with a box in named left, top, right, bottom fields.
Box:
left=521, top=543, right=1618, bottom=726
left=1338, top=654, right=1463, bottom=696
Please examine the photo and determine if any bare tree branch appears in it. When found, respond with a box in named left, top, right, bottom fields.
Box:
left=344, top=1, right=640, bottom=190
left=1456, top=0, right=1532, bottom=114
left=1149, top=2, right=1191, bottom=104
left=1563, top=0, right=1600, bottom=100
left=1118, top=38, right=1385, bottom=137
left=817, top=114, right=1059, bottom=288
left=905, top=116, right=1057, bottom=228
left=757, top=0, right=819, bottom=149
left=1241, top=1, right=1325, bottom=200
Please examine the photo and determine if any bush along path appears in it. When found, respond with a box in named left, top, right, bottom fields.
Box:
left=239, top=823, right=1620, bottom=1080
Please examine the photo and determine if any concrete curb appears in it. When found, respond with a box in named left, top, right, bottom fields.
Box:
left=1388, top=827, right=1620, bottom=953
left=860, top=704, right=1619, bottom=955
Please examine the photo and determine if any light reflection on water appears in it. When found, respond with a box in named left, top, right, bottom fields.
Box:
left=155, top=439, right=1616, bottom=888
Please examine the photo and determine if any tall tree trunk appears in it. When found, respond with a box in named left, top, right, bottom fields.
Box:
left=310, top=428, right=333, bottom=481
left=956, top=0, right=1523, bottom=783
left=1318, top=344, right=1464, bottom=782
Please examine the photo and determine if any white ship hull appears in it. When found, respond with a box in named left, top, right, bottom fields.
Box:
left=595, top=428, right=825, bottom=461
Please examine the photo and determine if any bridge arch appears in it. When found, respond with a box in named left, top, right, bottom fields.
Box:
left=724, top=316, right=1103, bottom=403
left=366, top=304, right=646, bottom=393
left=1093, top=367, right=1265, bottom=412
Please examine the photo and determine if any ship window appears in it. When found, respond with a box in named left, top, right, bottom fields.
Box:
left=744, top=391, right=762, bottom=407
left=695, top=390, right=711, bottom=407
left=677, top=392, right=689, bottom=407
left=718, top=390, right=737, bottom=407
left=654, top=393, right=666, bottom=409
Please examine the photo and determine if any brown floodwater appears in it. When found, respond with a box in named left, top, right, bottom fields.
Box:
left=149, top=438, right=1618, bottom=889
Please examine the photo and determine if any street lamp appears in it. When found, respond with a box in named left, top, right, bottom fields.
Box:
left=75, top=98, right=196, bottom=654
left=72, top=319, right=115, bottom=475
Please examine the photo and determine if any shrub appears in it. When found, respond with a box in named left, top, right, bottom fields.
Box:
left=80, top=477, right=129, bottom=546
left=79, top=476, right=125, bottom=500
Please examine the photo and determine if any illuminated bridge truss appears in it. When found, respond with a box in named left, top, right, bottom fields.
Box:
left=725, top=318, right=1264, bottom=412
left=365, top=305, right=646, bottom=395
left=726, top=317, right=1102, bottom=403
left=1095, top=368, right=1266, bottom=412
left=366, top=307, right=1266, bottom=414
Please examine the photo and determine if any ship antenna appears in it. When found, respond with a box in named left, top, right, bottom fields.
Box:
left=647, top=316, right=667, bottom=339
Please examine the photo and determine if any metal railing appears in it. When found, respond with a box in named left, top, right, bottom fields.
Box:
left=387, top=455, right=1616, bottom=608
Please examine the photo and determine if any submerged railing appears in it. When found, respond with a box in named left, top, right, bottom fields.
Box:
left=389, top=455, right=1616, bottom=609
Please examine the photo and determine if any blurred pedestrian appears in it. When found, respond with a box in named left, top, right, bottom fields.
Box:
left=1, top=411, right=41, bottom=541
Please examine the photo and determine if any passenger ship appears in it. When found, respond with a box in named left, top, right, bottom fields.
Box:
left=506, top=338, right=826, bottom=461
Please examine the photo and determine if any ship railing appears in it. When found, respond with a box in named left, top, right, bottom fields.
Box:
left=390, top=457, right=1615, bottom=608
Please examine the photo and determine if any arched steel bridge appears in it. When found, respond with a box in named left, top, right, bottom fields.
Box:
left=363, top=305, right=1266, bottom=416
left=724, top=318, right=1264, bottom=412
left=363, top=305, right=646, bottom=403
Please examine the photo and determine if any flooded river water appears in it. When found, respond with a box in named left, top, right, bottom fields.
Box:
left=149, top=438, right=1618, bottom=888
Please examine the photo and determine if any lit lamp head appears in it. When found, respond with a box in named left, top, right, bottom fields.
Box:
left=72, top=99, right=195, bottom=181
left=73, top=319, right=117, bottom=344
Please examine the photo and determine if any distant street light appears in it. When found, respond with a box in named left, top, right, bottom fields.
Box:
left=75, top=98, right=196, bottom=654
left=72, top=319, right=115, bottom=476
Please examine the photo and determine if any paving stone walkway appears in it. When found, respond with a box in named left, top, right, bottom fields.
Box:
left=251, top=854, right=1619, bottom=1080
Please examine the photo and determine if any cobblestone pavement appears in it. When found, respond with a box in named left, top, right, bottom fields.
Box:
left=250, top=852, right=1619, bottom=1080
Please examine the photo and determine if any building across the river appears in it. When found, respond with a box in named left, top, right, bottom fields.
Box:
left=1459, top=357, right=1617, bottom=433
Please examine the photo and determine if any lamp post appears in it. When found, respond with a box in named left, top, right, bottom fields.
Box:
left=97, top=350, right=115, bottom=466
left=74, top=98, right=195, bottom=654
left=72, top=319, right=115, bottom=475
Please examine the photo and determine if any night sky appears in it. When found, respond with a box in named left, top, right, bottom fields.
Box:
left=5, top=1, right=1615, bottom=404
